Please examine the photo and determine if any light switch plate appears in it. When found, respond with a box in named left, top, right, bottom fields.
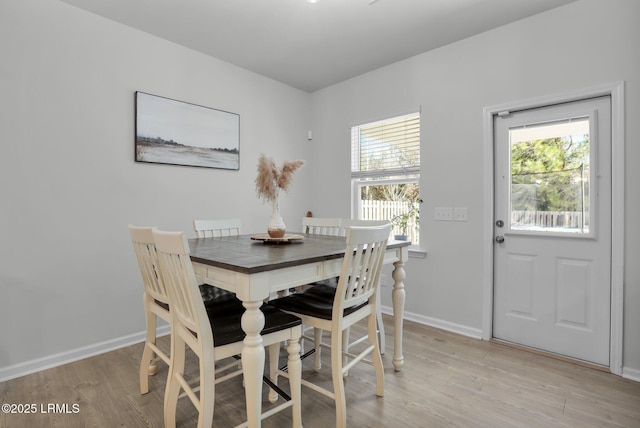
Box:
left=434, top=207, right=453, bottom=221
left=453, top=207, right=468, bottom=221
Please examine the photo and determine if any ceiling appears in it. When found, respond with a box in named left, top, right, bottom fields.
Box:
left=58, top=0, right=578, bottom=93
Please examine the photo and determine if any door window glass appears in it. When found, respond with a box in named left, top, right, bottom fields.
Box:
left=509, top=118, right=590, bottom=234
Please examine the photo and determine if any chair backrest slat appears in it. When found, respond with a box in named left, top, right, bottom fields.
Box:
left=340, top=218, right=389, bottom=232
left=335, top=223, right=390, bottom=314
left=302, top=217, right=391, bottom=239
left=129, top=225, right=169, bottom=304
left=153, top=229, right=212, bottom=349
left=193, top=218, right=242, bottom=238
left=302, top=217, right=343, bottom=236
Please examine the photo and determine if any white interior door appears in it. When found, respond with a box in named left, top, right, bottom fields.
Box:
left=493, top=96, right=611, bottom=366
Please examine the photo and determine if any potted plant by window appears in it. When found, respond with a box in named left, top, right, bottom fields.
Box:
left=391, top=195, right=422, bottom=241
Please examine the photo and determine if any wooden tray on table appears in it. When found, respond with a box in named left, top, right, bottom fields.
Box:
left=250, top=234, right=304, bottom=244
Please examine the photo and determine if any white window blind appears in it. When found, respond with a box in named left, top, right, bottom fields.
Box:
left=351, top=112, right=420, bottom=179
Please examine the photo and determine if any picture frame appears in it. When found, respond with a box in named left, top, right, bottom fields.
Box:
left=135, top=91, right=240, bottom=170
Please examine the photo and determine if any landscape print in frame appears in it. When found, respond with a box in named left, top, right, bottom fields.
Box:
left=135, top=91, right=240, bottom=170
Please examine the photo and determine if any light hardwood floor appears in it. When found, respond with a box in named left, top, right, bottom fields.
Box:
left=2, top=315, right=639, bottom=427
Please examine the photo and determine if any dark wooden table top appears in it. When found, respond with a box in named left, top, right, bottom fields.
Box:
left=188, top=234, right=409, bottom=275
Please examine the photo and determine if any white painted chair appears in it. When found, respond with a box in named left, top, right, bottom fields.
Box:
left=339, top=218, right=389, bottom=229
left=193, top=218, right=242, bottom=238
left=129, top=225, right=241, bottom=395
left=153, top=228, right=303, bottom=428
left=299, top=217, right=345, bottom=370
left=339, top=219, right=390, bottom=354
left=271, top=224, right=390, bottom=428
left=301, top=218, right=390, bottom=371
left=302, top=216, right=343, bottom=236
left=129, top=225, right=171, bottom=395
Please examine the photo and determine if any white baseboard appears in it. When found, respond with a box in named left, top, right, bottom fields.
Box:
left=622, top=366, right=640, bottom=383
left=3, top=313, right=638, bottom=384
left=380, top=305, right=483, bottom=339
left=0, top=325, right=170, bottom=382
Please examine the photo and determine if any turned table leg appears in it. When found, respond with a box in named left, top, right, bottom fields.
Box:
left=241, top=300, right=265, bottom=428
left=391, top=259, right=406, bottom=371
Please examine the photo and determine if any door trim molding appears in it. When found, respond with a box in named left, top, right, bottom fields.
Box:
left=481, top=81, right=625, bottom=375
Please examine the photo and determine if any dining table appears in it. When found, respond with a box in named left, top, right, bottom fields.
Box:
left=188, top=232, right=410, bottom=428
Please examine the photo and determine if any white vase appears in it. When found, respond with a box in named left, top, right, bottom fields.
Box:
left=267, top=196, right=286, bottom=238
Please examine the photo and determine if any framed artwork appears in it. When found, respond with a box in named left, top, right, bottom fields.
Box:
left=135, top=91, right=240, bottom=170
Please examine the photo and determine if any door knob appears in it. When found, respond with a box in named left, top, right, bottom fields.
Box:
left=495, top=235, right=505, bottom=243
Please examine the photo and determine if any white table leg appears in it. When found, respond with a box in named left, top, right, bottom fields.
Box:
left=241, top=300, right=265, bottom=428
left=287, top=332, right=303, bottom=428
left=377, top=282, right=386, bottom=354
left=391, top=259, right=406, bottom=371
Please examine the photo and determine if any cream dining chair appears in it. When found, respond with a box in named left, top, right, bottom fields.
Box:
left=302, top=216, right=343, bottom=236
left=271, top=223, right=391, bottom=428
left=300, top=217, right=390, bottom=372
left=128, top=225, right=238, bottom=395
left=339, top=218, right=389, bottom=354
left=153, top=228, right=303, bottom=428
left=129, top=225, right=171, bottom=395
left=299, top=217, right=344, bottom=371
left=193, top=218, right=242, bottom=238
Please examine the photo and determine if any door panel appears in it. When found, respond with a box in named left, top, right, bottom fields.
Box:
left=505, top=253, right=536, bottom=318
left=555, top=257, right=591, bottom=328
left=493, top=96, right=611, bottom=366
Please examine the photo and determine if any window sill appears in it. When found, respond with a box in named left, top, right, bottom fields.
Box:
left=408, top=248, right=427, bottom=259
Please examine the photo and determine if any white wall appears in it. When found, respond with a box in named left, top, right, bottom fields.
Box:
left=2, top=0, right=638, bottom=382
left=310, top=0, right=640, bottom=378
left=0, top=0, right=313, bottom=377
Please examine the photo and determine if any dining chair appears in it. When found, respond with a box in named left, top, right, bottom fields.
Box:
left=300, top=218, right=390, bottom=371
left=339, top=219, right=390, bottom=354
left=270, top=223, right=391, bottom=428
left=129, top=225, right=172, bottom=395
left=152, top=228, right=303, bottom=428
left=302, top=216, right=343, bottom=236
left=129, top=225, right=239, bottom=395
left=193, top=218, right=242, bottom=238
left=298, top=217, right=345, bottom=370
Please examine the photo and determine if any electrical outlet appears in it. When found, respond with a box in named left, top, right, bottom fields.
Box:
left=434, top=207, right=452, bottom=221
left=453, top=207, right=468, bottom=221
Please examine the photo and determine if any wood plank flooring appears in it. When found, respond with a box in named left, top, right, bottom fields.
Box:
left=2, top=316, right=639, bottom=427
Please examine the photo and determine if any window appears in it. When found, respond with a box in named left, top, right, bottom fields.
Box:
left=509, top=118, right=591, bottom=234
left=351, top=112, right=421, bottom=244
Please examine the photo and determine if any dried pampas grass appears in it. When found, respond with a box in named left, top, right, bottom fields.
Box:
left=255, top=154, right=305, bottom=203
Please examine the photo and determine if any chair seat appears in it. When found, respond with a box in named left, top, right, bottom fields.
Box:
left=305, top=277, right=338, bottom=290
left=302, top=282, right=338, bottom=300
left=155, top=281, right=302, bottom=345
left=208, top=302, right=302, bottom=347
left=155, top=284, right=237, bottom=310
left=270, top=288, right=367, bottom=321
left=199, top=284, right=238, bottom=306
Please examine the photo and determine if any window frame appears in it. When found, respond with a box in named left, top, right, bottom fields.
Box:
left=350, top=110, right=421, bottom=247
left=351, top=177, right=420, bottom=219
